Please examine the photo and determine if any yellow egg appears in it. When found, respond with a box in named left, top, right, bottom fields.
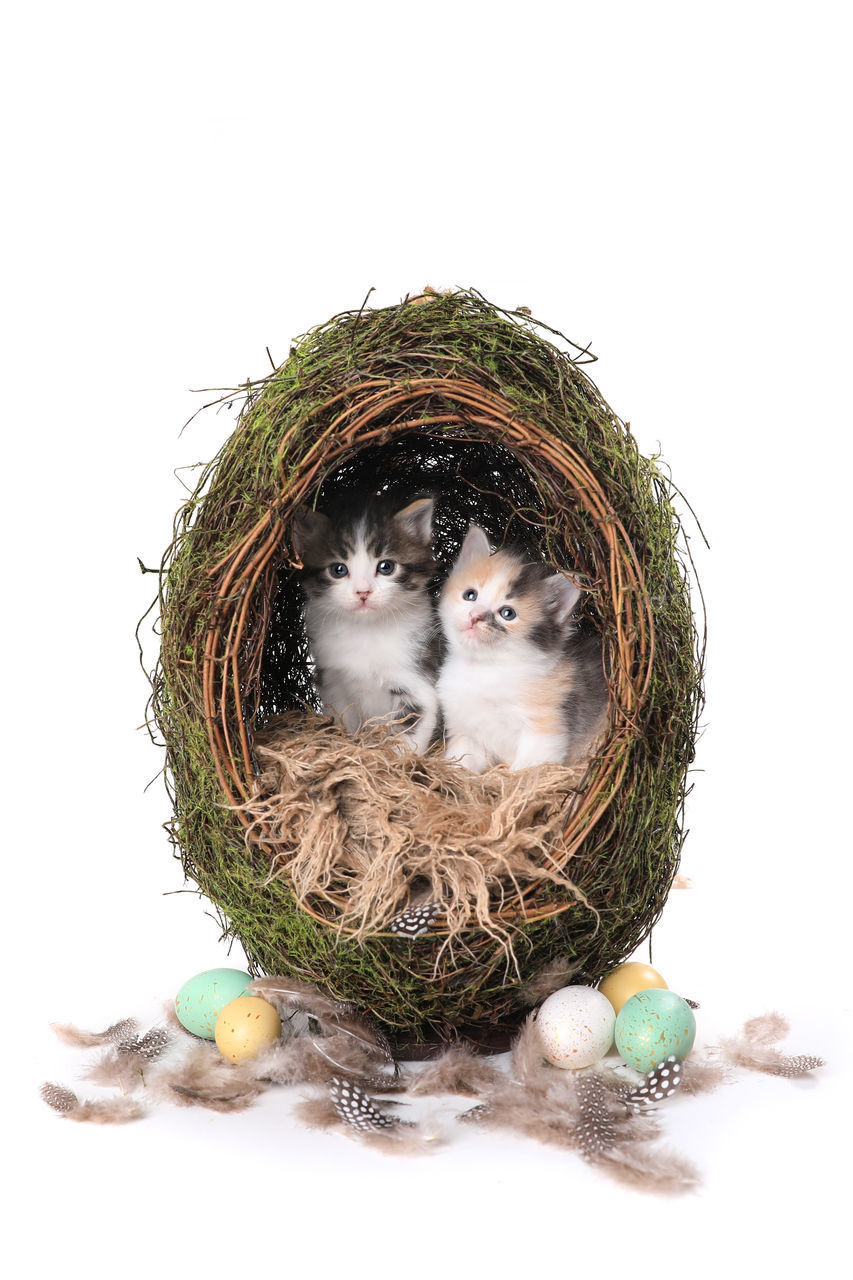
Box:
left=214, top=996, right=282, bottom=1063
left=598, top=962, right=668, bottom=1014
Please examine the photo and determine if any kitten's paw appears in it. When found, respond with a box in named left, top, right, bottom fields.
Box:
left=510, top=733, right=569, bottom=772
left=444, top=738, right=489, bottom=773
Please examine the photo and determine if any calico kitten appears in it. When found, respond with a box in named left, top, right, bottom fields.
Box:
left=292, top=495, right=440, bottom=752
left=436, top=525, right=608, bottom=772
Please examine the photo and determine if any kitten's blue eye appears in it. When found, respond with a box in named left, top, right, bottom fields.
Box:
left=376, top=560, right=396, bottom=575
left=330, top=563, right=349, bottom=578
left=462, top=588, right=478, bottom=601
left=499, top=606, right=517, bottom=621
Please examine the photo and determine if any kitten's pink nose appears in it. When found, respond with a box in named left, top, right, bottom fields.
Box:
left=468, top=611, right=486, bottom=625
left=356, top=589, right=372, bottom=602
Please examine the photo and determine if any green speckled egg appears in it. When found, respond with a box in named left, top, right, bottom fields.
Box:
left=615, top=989, right=696, bottom=1073
left=174, top=967, right=253, bottom=1039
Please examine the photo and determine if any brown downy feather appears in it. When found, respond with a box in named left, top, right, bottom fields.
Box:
left=82, top=1027, right=173, bottom=1092
left=40, top=1082, right=144, bottom=1124
left=678, top=1055, right=729, bottom=1096
left=168, top=1080, right=265, bottom=1113
left=253, top=1028, right=401, bottom=1091
left=406, top=1044, right=504, bottom=1097
left=507, top=1012, right=551, bottom=1085
left=248, top=976, right=393, bottom=1064
left=357, top=1126, right=445, bottom=1156
left=595, top=1144, right=701, bottom=1195
left=463, top=1036, right=583, bottom=1152
left=519, top=957, right=586, bottom=1006
left=50, top=1018, right=139, bottom=1049
left=248, top=976, right=349, bottom=1025
left=149, top=1040, right=267, bottom=1113
left=742, top=1012, right=789, bottom=1045
left=720, top=1013, right=825, bottom=1078
left=83, top=1048, right=146, bottom=1094
left=293, top=1034, right=403, bottom=1091
left=294, top=1092, right=342, bottom=1129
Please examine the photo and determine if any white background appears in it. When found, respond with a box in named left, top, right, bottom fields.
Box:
left=3, top=1, right=851, bottom=1274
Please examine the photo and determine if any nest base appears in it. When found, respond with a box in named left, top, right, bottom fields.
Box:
left=388, top=1015, right=525, bottom=1060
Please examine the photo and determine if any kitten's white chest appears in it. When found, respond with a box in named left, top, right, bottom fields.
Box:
left=312, top=614, right=422, bottom=682
left=307, top=605, right=431, bottom=726
left=438, top=654, right=533, bottom=759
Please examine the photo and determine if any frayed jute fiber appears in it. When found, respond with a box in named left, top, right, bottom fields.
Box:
left=244, top=713, right=598, bottom=961
left=146, top=288, right=704, bottom=1045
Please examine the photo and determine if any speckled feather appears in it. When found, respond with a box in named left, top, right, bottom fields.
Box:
left=389, top=900, right=441, bottom=937
left=574, top=1074, right=619, bottom=1160
left=624, top=1055, right=684, bottom=1110
left=328, top=1077, right=400, bottom=1132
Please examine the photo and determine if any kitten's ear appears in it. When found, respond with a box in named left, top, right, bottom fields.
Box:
left=394, top=496, right=434, bottom=544
left=545, top=572, right=582, bottom=626
left=291, top=507, right=330, bottom=558
left=456, top=524, right=492, bottom=566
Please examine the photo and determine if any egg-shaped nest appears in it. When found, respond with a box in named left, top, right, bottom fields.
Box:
left=148, top=289, right=703, bottom=1050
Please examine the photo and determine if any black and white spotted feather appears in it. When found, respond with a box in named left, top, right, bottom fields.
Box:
left=102, top=1018, right=140, bottom=1044
left=41, top=1082, right=77, bottom=1114
left=766, top=1054, right=825, bottom=1078
left=117, top=1027, right=172, bottom=1061
left=574, top=1074, right=618, bottom=1160
left=624, top=1055, right=684, bottom=1111
left=389, top=900, right=441, bottom=938
left=328, top=1077, right=401, bottom=1132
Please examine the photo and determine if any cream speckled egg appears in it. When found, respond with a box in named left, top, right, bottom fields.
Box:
left=599, top=962, right=668, bottom=1015
left=214, top=995, right=282, bottom=1064
left=537, top=986, right=616, bottom=1069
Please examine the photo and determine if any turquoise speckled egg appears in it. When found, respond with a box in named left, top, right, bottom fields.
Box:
left=175, top=967, right=253, bottom=1039
left=615, top=989, right=696, bottom=1073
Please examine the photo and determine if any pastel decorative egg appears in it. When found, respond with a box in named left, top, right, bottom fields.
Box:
left=599, top=961, right=668, bottom=1014
left=615, top=989, right=696, bottom=1073
left=537, top=986, right=616, bottom=1069
left=174, top=967, right=253, bottom=1039
left=214, top=995, right=282, bottom=1063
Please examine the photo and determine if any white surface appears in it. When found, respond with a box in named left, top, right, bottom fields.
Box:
left=4, top=2, right=851, bottom=1275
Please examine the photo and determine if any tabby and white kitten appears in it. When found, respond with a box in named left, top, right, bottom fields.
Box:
left=436, top=525, right=608, bottom=772
left=293, top=496, right=440, bottom=752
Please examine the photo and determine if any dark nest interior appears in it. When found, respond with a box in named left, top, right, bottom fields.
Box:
left=258, top=432, right=554, bottom=719
left=147, top=289, right=704, bottom=1050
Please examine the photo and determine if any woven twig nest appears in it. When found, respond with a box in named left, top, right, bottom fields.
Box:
left=149, top=289, right=703, bottom=1047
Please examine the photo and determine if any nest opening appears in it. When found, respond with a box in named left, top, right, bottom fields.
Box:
left=256, top=427, right=603, bottom=720
left=248, top=426, right=612, bottom=962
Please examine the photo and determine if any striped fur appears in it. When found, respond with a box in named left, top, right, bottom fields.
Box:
left=293, top=496, right=440, bottom=751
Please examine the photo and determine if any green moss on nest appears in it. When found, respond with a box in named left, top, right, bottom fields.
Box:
left=146, top=289, right=704, bottom=1043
